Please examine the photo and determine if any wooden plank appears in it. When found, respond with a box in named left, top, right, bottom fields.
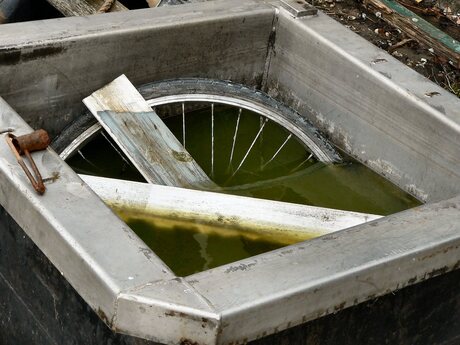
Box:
left=45, top=0, right=128, bottom=16
left=83, top=74, right=217, bottom=190
left=81, top=174, right=382, bottom=242
left=363, top=0, right=460, bottom=68
left=146, top=0, right=161, bottom=7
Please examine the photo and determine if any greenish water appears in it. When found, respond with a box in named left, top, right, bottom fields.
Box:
left=226, top=162, right=420, bottom=216
left=163, top=104, right=316, bottom=187
left=68, top=134, right=146, bottom=182
left=116, top=213, right=295, bottom=277
left=68, top=104, right=421, bottom=276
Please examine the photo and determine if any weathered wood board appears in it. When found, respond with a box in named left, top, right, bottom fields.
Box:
left=45, top=0, right=128, bottom=16
left=83, top=75, right=217, bottom=190
left=81, top=174, right=382, bottom=241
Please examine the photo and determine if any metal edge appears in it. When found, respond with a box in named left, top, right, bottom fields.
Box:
left=0, top=97, right=175, bottom=329
left=187, top=195, right=460, bottom=343
left=115, top=278, right=220, bottom=344
left=0, top=1, right=458, bottom=343
left=0, top=0, right=274, bottom=48
left=264, top=10, right=460, bottom=203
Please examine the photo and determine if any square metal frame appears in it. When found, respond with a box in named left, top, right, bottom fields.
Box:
left=0, top=1, right=459, bottom=344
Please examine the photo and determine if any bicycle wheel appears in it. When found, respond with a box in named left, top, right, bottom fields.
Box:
left=52, top=78, right=341, bottom=188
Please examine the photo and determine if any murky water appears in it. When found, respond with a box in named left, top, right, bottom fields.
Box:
left=68, top=104, right=421, bottom=276
left=115, top=212, right=305, bottom=277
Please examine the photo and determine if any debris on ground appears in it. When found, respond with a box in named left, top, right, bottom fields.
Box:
left=313, top=0, right=460, bottom=97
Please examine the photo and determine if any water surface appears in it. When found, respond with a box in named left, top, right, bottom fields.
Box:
left=68, top=104, right=421, bottom=276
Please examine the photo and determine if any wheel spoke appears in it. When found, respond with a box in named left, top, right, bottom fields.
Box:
left=211, top=103, right=215, bottom=178
left=227, top=118, right=268, bottom=183
left=262, top=133, right=292, bottom=170
left=101, top=131, right=131, bottom=166
left=227, top=108, right=242, bottom=172
left=182, top=102, right=186, bottom=148
left=259, top=115, right=264, bottom=169
left=78, top=150, right=99, bottom=169
left=290, top=152, right=313, bottom=173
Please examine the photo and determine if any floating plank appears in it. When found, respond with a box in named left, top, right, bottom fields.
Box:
left=83, top=75, right=217, bottom=190
left=81, top=174, right=382, bottom=243
left=363, top=0, right=460, bottom=68
left=45, top=0, right=127, bottom=16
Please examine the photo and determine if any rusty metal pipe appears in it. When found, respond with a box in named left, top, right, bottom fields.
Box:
left=6, top=129, right=50, bottom=195
left=11, top=129, right=50, bottom=154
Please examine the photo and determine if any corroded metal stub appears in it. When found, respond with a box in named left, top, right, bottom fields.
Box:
left=11, top=129, right=50, bottom=155
left=6, top=129, right=50, bottom=195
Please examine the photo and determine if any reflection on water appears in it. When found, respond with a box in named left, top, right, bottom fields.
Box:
left=117, top=214, right=291, bottom=277
left=225, top=161, right=420, bottom=216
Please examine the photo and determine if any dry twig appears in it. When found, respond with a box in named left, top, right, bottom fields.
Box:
left=388, top=38, right=415, bottom=52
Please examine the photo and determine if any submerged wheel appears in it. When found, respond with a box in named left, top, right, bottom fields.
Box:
left=52, top=78, right=340, bottom=188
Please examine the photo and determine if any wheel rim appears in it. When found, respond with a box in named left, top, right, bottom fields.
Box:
left=59, top=82, right=343, bottom=197
left=60, top=93, right=334, bottom=163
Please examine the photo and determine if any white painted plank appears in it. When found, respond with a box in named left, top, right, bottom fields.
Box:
left=81, top=174, right=382, bottom=242
left=83, top=75, right=217, bottom=190
left=45, top=0, right=127, bottom=16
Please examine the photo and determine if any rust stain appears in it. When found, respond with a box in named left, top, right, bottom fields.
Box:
left=419, top=244, right=459, bottom=261
left=43, top=171, right=60, bottom=184
left=427, top=266, right=449, bottom=278
left=334, top=301, right=346, bottom=312
left=96, top=308, right=113, bottom=327
left=407, top=276, right=417, bottom=285
left=12, top=129, right=50, bottom=155
left=6, top=130, right=50, bottom=195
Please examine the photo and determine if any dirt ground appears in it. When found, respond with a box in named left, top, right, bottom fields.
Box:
left=312, top=0, right=460, bottom=98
